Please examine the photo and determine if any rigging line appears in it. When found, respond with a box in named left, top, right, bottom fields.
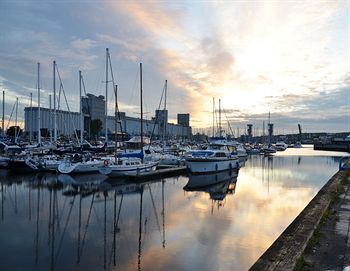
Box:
left=81, top=75, right=91, bottom=116
left=56, top=66, right=79, bottom=142
left=222, top=106, right=235, bottom=137
left=113, top=84, right=124, bottom=137
left=58, top=83, right=62, bottom=110
left=148, top=82, right=166, bottom=147
left=79, top=193, right=95, bottom=258
left=81, top=75, right=88, bottom=97
left=128, top=68, right=140, bottom=116
left=108, top=52, right=116, bottom=91
left=6, top=100, right=16, bottom=130
left=108, top=54, right=125, bottom=136
left=215, top=103, right=219, bottom=136
left=54, top=195, right=76, bottom=267
left=148, top=184, right=162, bottom=241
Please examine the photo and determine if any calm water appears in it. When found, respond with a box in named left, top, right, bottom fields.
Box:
left=0, top=146, right=346, bottom=271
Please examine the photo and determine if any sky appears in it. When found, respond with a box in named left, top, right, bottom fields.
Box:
left=0, top=0, right=349, bottom=135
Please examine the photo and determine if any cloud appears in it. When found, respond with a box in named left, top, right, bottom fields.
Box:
left=0, top=0, right=349, bottom=133
left=71, top=38, right=97, bottom=50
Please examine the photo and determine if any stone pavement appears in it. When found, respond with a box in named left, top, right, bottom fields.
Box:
left=302, top=174, right=350, bottom=271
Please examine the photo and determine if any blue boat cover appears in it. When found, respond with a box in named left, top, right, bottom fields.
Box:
left=118, top=150, right=144, bottom=159
left=190, top=151, right=215, bottom=157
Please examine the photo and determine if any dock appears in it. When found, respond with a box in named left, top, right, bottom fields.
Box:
left=314, top=142, right=350, bottom=152
left=249, top=166, right=350, bottom=270
left=128, top=166, right=188, bottom=182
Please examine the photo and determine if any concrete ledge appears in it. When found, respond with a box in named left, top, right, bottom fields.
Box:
left=249, top=170, right=349, bottom=271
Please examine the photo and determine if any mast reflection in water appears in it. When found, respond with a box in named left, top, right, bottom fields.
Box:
left=0, top=146, right=345, bottom=270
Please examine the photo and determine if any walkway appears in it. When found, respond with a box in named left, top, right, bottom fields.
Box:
left=301, top=174, right=350, bottom=271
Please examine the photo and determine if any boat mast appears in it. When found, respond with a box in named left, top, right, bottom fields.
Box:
left=114, top=85, right=118, bottom=163
left=212, top=97, right=215, bottom=137
left=262, top=120, right=265, bottom=143
left=268, top=111, right=271, bottom=144
left=14, top=97, right=18, bottom=143
left=49, top=95, right=52, bottom=143
left=105, top=48, right=109, bottom=143
left=140, top=63, right=143, bottom=156
left=79, top=70, right=83, bottom=145
left=30, top=92, right=32, bottom=142
left=37, top=62, right=41, bottom=145
left=163, top=80, right=167, bottom=146
left=53, top=61, right=57, bottom=142
left=2, top=91, right=4, bottom=137
left=219, top=98, right=222, bottom=137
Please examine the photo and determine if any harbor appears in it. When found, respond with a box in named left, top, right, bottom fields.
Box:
left=1, top=2, right=349, bottom=270
left=0, top=145, right=347, bottom=270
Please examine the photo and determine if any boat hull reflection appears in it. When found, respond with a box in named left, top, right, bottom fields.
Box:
left=57, top=173, right=107, bottom=185
left=184, top=170, right=238, bottom=189
left=184, top=170, right=238, bottom=201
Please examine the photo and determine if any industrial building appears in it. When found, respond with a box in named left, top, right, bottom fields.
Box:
left=24, top=93, right=192, bottom=139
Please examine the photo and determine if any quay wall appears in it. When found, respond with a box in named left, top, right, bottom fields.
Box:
left=249, top=169, right=349, bottom=271
left=314, top=143, right=350, bottom=152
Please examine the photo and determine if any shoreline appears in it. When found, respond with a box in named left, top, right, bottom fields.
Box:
left=249, top=168, right=350, bottom=270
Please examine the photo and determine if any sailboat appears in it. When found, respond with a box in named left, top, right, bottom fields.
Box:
left=57, top=71, right=105, bottom=174
left=99, top=63, right=159, bottom=178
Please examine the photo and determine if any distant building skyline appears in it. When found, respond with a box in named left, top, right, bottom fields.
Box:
left=23, top=93, right=192, bottom=139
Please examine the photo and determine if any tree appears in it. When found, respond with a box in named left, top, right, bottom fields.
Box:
left=6, top=126, right=22, bottom=137
left=90, top=119, right=103, bottom=139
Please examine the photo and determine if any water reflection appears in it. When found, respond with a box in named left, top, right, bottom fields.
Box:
left=0, top=148, right=346, bottom=270
left=184, top=170, right=238, bottom=204
left=0, top=171, right=171, bottom=271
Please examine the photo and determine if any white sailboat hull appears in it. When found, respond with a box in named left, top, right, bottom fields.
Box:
left=99, top=161, right=158, bottom=177
left=58, top=160, right=103, bottom=174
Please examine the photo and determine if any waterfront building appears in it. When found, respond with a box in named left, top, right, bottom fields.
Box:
left=155, top=109, right=168, bottom=138
left=177, top=113, right=190, bottom=127
left=24, top=107, right=80, bottom=138
left=24, top=93, right=192, bottom=139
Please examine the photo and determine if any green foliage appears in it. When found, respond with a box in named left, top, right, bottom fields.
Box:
left=293, top=255, right=306, bottom=271
left=320, top=209, right=330, bottom=224
left=309, top=225, right=321, bottom=247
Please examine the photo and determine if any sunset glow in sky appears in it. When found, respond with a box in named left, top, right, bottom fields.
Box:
left=0, top=1, right=349, bottom=134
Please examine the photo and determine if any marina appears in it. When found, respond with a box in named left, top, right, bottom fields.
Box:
left=0, top=146, right=347, bottom=270
left=1, top=2, right=349, bottom=270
